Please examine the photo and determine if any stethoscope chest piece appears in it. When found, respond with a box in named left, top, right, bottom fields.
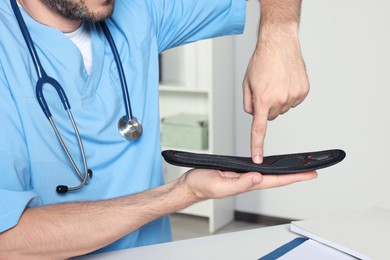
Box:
left=118, top=116, right=143, bottom=140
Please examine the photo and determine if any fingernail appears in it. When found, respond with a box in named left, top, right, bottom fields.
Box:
left=253, top=155, right=263, bottom=164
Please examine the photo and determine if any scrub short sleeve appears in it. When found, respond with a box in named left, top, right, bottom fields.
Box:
left=148, top=0, right=246, bottom=52
left=0, top=63, right=40, bottom=233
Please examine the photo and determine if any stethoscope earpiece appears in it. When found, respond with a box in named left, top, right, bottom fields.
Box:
left=56, top=169, right=93, bottom=194
left=118, top=116, right=143, bottom=140
left=56, top=185, right=68, bottom=194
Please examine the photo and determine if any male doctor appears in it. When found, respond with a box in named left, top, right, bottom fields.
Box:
left=0, top=0, right=316, bottom=258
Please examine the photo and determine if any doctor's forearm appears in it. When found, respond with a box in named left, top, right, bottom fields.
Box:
left=259, top=0, right=302, bottom=31
left=0, top=180, right=196, bottom=259
left=256, top=0, right=302, bottom=56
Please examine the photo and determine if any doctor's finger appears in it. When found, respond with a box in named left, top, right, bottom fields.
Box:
left=251, top=105, right=269, bottom=164
left=243, top=83, right=254, bottom=114
left=213, top=172, right=263, bottom=198
left=292, top=94, right=307, bottom=108
left=251, top=171, right=318, bottom=190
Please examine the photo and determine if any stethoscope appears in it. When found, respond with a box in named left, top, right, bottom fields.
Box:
left=10, top=0, right=143, bottom=193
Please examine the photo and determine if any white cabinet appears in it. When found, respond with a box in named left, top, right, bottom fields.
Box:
left=159, top=37, right=235, bottom=233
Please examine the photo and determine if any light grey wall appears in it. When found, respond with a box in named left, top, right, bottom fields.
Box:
left=233, top=0, right=390, bottom=218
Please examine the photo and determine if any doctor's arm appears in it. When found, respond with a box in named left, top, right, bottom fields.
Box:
left=0, top=169, right=316, bottom=259
left=243, top=0, right=309, bottom=163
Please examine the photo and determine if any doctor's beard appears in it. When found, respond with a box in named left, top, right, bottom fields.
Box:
left=42, top=0, right=115, bottom=22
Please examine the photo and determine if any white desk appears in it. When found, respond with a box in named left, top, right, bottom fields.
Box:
left=80, top=224, right=300, bottom=260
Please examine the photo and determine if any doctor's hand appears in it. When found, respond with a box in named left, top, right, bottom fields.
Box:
left=179, top=169, right=317, bottom=201
left=243, top=22, right=310, bottom=165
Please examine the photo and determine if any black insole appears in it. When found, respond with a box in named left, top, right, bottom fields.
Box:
left=162, top=149, right=346, bottom=174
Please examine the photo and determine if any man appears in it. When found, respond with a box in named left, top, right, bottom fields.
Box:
left=0, top=0, right=315, bottom=258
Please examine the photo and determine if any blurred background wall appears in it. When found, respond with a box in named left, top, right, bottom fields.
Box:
left=233, top=0, right=390, bottom=219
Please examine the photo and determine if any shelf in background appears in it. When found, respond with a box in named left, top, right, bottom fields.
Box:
left=159, top=37, right=234, bottom=233
left=159, top=84, right=209, bottom=94
left=161, top=146, right=211, bottom=154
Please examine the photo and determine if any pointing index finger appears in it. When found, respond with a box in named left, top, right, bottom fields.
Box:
left=251, top=105, right=269, bottom=164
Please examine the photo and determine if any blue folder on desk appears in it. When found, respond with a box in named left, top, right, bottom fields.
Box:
left=258, top=238, right=308, bottom=260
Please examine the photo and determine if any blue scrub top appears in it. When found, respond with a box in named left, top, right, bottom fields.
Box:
left=0, top=0, right=245, bottom=253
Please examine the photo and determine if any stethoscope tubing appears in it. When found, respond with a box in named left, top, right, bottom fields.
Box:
left=49, top=112, right=88, bottom=183
left=10, top=0, right=43, bottom=78
left=10, top=0, right=90, bottom=192
left=100, top=21, right=134, bottom=120
left=10, top=0, right=71, bottom=117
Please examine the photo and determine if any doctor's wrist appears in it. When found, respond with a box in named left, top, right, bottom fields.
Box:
left=177, top=170, right=206, bottom=205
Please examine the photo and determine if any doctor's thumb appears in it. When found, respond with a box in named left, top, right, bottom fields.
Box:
left=235, top=172, right=263, bottom=194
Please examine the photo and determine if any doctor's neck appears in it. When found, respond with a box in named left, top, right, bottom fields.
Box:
left=17, top=0, right=114, bottom=33
left=17, top=0, right=82, bottom=33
